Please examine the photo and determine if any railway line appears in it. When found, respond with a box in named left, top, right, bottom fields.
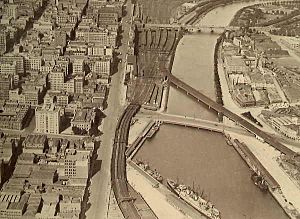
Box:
left=111, top=21, right=182, bottom=218
left=137, top=27, right=179, bottom=52
left=111, top=104, right=141, bottom=218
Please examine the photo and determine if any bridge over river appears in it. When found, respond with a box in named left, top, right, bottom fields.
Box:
left=144, top=23, right=240, bottom=33
left=136, top=111, right=251, bottom=135
left=167, top=74, right=296, bottom=156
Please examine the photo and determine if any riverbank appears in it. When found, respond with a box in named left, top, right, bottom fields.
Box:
left=214, top=33, right=225, bottom=121
left=227, top=132, right=300, bottom=218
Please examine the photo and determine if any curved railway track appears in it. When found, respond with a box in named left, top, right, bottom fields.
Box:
left=111, top=25, right=182, bottom=218
left=111, top=104, right=141, bottom=219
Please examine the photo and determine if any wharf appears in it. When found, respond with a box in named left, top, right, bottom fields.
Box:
left=230, top=137, right=300, bottom=218
left=232, top=139, right=280, bottom=190
left=126, top=120, right=160, bottom=158
left=127, top=162, right=206, bottom=219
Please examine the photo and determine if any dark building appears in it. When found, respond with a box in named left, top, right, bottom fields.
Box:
left=0, top=75, right=12, bottom=101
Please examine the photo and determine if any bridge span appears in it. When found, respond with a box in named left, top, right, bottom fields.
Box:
left=144, top=23, right=239, bottom=32
left=167, top=74, right=296, bottom=156
left=136, top=112, right=251, bottom=135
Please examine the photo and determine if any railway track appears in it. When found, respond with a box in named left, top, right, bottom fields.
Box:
left=111, top=104, right=141, bottom=219
left=111, top=24, right=182, bottom=219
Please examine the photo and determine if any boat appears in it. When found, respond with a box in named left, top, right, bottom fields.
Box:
left=251, top=172, right=268, bottom=191
left=167, top=179, right=221, bottom=219
left=146, top=123, right=160, bottom=138
left=224, top=133, right=233, bottom=146
left=135, top=159, right=163, bottom=182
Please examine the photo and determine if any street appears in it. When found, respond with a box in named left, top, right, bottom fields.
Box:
left=85, top=1, right=133, bottom=218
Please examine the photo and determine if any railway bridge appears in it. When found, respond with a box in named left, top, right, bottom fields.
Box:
left=167, top=74, right=296, bottom=156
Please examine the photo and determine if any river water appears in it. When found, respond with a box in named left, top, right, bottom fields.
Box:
left=135, top=3, right=289, bottom=219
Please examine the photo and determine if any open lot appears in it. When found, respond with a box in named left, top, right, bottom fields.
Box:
left=137, top=0, right=191, bottom=23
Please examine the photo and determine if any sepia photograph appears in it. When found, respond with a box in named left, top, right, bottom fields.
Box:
left=0, top=0, right=300, bottom=218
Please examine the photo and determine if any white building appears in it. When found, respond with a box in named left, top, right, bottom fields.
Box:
left=64, top=149, right=90, bottom=179
left=35, top=104, right=61, bottom=134
left=92, top=59, right=110, bottom=76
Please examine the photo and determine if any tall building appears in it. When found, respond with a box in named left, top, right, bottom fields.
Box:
left=72, top=59, right=84, bottom=75
left=29, top=57, right=42, bottom=71
left=64, top=149, right=90, bottom=179
left=74, top=76, right=84, bottom=94
left=0, top=62, right=17, bottom=75
left=0, top=75, right=13, bottom=101
left=49, top=69, right=65, bottom=91
left=35, top=104, right=61, bottom=134
left=92, top=59, right=110, bottom=76
left=0, top=55, right=24, bottom=75
left=5, top=4, right=19, bottom=19
left=0, top=32, right=7, bottom=55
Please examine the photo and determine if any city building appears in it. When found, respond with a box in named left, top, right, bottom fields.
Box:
left=72, top=59, right=84, bottom=75
left=224, top=56, right=249, bottom=74
left=59, top=197, right=81, bottom=218
left=71, top=108, right=95, bottom=132
left=4, top=4, right=19, bottom=19
left=74, top=76, right=84, bottom=94
left=0, top=29, right=8, bottom=55
left=76, top=28, right=117, bottom=47
left=23, top=134, right=47, bottom=155
left=0, top=55, right=24, bottom=75
left=0, top=62, right=17, bottom=76
left=0, top=135, right=14, bottom=164
left=0, top=75, right=13, bottom=101
left=35, top=104, right=61, bottom=134
left=0, top=193, right=29, bottom=219
left=49, top=69, right=65, bottom=91
left=92, top=58, right=111, bottom=76
left=0, top=104, right=31, bottom=130
left=64, top=149, right=90, bottom=179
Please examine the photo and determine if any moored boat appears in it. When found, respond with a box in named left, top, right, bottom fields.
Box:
left=224, top=133, right=233, bottom=146
left=135, top=159, right=163, bottom=182
left=167, top=179, right=221, bottom=219
left=251, top=172, right=268, bottom=192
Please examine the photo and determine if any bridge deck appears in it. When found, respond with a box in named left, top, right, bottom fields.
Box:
left=136, top=112, right=250, bottom=135
left=168, top=74, right=295, bottom=156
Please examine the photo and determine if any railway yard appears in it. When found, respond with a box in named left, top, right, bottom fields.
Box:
left=110, top=0, right=300, bottom=218
left=127, top=27, right=181, bottom=110
left=111, top=23, right=183, bottom=218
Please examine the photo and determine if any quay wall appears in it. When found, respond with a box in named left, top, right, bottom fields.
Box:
left=126, top=121, right=157, bottom=158
left=230, top=137, right=299, bottom=218
left=214, top=33, right=225, bottom=122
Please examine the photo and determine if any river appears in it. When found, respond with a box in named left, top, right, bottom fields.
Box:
left=135, top=3, right=289, bottom=219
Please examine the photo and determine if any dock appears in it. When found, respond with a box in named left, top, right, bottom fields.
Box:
left=232, top=139, right=280, bottom=190
left=126, top=120, right=160, bottom=158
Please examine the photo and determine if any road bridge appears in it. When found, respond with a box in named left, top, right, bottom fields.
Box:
left=136, top=112, right=251, bottom=135
left=167, top=74, right=296, bottom=156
